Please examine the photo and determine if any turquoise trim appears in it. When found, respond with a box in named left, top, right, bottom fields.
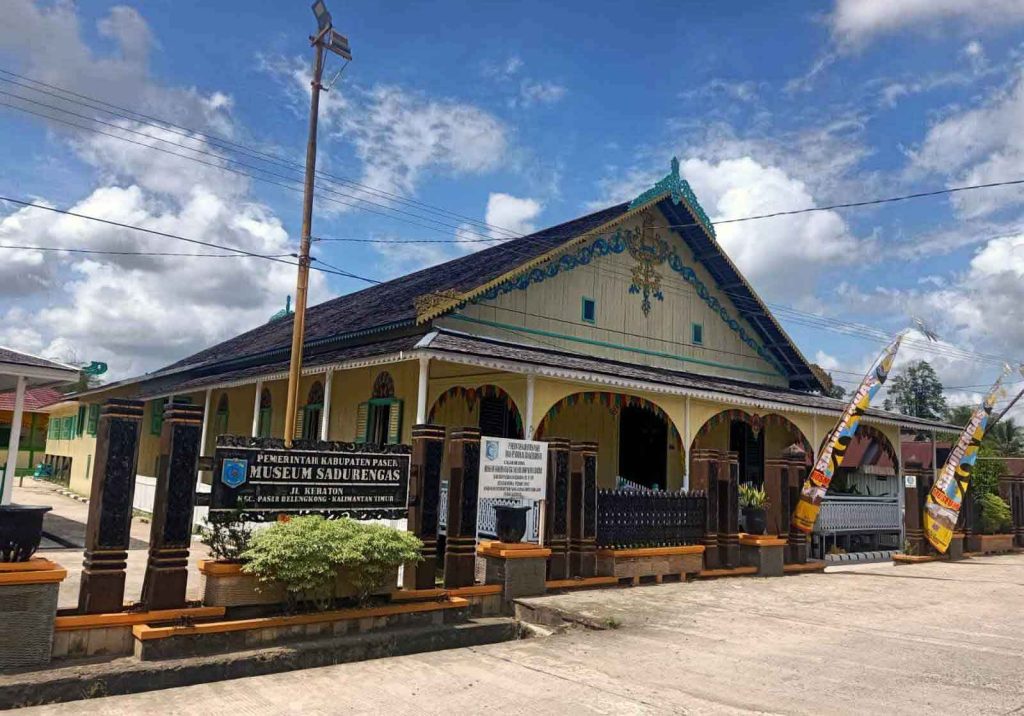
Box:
left=629, top=157, right=715, bottom=238
left=470, top=229, right=787, bottom=376
left=446, top=314, right=781, bottom=378
left=581, top=296, right=596, bottom=324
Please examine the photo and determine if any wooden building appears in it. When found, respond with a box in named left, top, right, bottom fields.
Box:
left=51, top=160, right=952, bottom=528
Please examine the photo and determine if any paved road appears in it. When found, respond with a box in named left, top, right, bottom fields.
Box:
left=21, top=554, right=1024, bottom=715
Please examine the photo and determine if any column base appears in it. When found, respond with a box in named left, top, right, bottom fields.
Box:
left=480, top=543, right=550, bottom=601
left=78, top=548, right=129, bottom=614
left=141, top=548, right=190, bottom=610
left=443, top=536, right=477, bottom=588
left=702, top=535, right=720, bottom=569
left=719, top=533, right=741, bottom=568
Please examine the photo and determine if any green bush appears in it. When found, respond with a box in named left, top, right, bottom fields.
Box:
left=240, top=516, right=422, bottom=611
left=976, top=493, right=1012, bottom=535
left=200, top=503, right=253, bottom=562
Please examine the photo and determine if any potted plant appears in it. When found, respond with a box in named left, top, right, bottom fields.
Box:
left=969, top=493, right=1015, bottom=554
left=0, top=504, right=52, bottom=562
left=240, top=516, right=422, bottom=612
left=739, top=483, right=769, bottom=536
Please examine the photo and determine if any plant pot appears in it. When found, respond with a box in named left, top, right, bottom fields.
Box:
left=742, top=507, right=767, bottom=536
left=966, top=533, right=1014, bottom=554
left=493, top=505, right=530, bottom=543
left=0, top=504, right=52, bottom=562
left=199, top=560, right=399, bottom=608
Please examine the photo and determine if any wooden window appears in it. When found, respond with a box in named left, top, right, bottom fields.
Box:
left=86, top=404, right=100, bottom=436
left=214, top=394, right=230, bottom=437
left=150, top=398, right=168, bottom=435
left=356, top=398, right=403, bottom=444
left=300, top=382, right=324, bottom=441
left=581, top=296, right=596, bottom=323
left=76, top=405, right=87, bottom=437
left=691, top=322, right=704, bottom=346
left=257, top=389, right=272, bottom=438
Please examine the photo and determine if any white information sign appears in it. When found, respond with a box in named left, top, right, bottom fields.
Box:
left=478, top=437, right=548, bottom=501
left=904, top=474, right=917, bottom=489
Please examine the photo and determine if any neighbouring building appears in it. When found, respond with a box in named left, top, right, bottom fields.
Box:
left=0, top=386, right=62, bottom=477
left=49, top=160, right=955, bottom=538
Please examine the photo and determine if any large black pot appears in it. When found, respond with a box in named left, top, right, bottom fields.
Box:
left=742, top=507, right=767, bottom=536
left=493, top=505, right=530, bottom=543
left=0, top=504, right=52, bottom=562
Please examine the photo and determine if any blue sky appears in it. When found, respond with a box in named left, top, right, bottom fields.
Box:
left=1, top=0, right=1024, bottom=411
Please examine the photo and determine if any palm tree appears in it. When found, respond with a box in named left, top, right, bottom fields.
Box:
left=986, top=419, right=1024, bottom=456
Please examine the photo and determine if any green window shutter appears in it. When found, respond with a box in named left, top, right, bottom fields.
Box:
left=355, top=401, right=369, bottom=443
left=258, top=407, right=272, bottom=438
left=294, top=409, right=305, bottom=440
left=386, top=399, right=403, bottom=444
left=151, top=399, right=167, bottom=435
left=87, top=404, right=100, bottom=436
left=76, top=406, right=87, bottom=436
left=60, top=417, right=70, bottom=440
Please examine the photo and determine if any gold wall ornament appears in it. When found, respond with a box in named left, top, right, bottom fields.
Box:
left=413, top=288, right=464, bottom=321
left=625, top=211, right=670, bottom=316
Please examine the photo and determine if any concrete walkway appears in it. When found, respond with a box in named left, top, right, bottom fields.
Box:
left=20, top=554, right=1024, bottom=714
left=13, top=481, right=210, bottom=609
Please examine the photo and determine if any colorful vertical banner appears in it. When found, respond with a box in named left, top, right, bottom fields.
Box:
left=791, top=332, right=906, bottom=533
left=923, top=368, right=1009, bottom=553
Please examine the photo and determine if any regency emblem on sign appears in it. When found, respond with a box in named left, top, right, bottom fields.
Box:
left=220, top=458, right=248, bottom=488
left=485, top=440, right=499, bottom=461
left=625, top=211, right=670, bottom=316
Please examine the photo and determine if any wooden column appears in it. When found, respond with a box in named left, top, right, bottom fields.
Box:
left=786, top=459, right=809, bottom=563
left=578, top=441, right=598, bottom=578
left=78, top=399, right=144, bottom=614
left=690, top=448, right=720, bottom=569
left=141, top=403, right=203, bottom=610
left=718, top=451, right=741, bottom=567
left=763, top=458, right=786, bottom=537
left=404, top=424, right=445, bottom=590
left=443, top=427, right=481, bottom=588
left=543, top=438, right=571, bottom=580
left=903, top=466, right=927, bottom=555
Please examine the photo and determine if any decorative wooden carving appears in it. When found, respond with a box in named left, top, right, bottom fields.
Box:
left=443, top=427, right=481, bottom=588
left=78, top=399, right=144, bottom=614
left=543, top=438, right=571, bottom=580
left=405, top=424, right=445, bottom=590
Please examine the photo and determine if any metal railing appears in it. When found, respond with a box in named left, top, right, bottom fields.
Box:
left=596, top=488, right=706, bottom=549
left=437, top=481, right=540, bottom=541
left=815, top=496, right=901, bottom=535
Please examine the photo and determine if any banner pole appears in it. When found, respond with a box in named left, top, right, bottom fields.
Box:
left=538, top=499, right=546, bottom=547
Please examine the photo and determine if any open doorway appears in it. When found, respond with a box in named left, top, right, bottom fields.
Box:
left=730, top=419, right=764, bottom=487
left=619, top=404, right=667, bottom=489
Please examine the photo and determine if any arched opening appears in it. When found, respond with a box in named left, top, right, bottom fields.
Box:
left=357, top=371, right=404, bottom=445
left=428, top=385, right=523, bottom=440
left=828, top=424, right=900, bottom=498
left=536, top=392, right=683, bottom=490
left=257, top=388, right=272, bottom=438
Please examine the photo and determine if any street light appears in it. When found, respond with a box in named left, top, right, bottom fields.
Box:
left=311, top=1, right=332, bottom=32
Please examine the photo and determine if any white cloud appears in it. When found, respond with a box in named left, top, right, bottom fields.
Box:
left=511, top=80, right=567, bottom=108
left=485, top=193, right=542, bottom=238
left=0, top=3, right=327, bottom=379
left=814, top=350, right=841, bottom=372
left=911, top=71, right=1024, bottom=218
left=830, top=0, right=1024, bottom=48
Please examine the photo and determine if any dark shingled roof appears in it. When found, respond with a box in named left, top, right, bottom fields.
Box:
left=0, top=347, right=74, bottom=371
left=422, top=329, right=961, bottom=432
left=161, top=202, right=632, bottom=373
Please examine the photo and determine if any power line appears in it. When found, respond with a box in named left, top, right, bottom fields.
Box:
left=0, top=69, right=523, bottom=240
left=0, top=243, right=295, bottom=259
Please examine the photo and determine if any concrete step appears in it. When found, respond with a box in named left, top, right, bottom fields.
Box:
left=0, top=618, right=520, bottom=709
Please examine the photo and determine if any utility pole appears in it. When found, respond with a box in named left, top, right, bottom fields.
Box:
left=284, top=2, right=352, bottom=448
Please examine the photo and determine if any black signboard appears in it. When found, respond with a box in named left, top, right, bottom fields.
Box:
left=211, top=436, right=410, bottom=522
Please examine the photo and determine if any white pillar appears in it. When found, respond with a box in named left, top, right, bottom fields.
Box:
left=812, top=415, right=820, bottom=456
left=683, top=395, right=692, bottom=491
left=321, top=370, right=334, bottom=440
left=1, top=375, right=27, bottom=505
left=415, top=357, right=430, bottom=425
left=251, top=379, right=263, bottom=438
left=525, top=373, right=536, bottom=438
left=197, top=388, right=212, bottom=486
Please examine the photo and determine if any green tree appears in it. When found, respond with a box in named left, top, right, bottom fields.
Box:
left=946, top=404, right=975, bottom=426
left=985, top=418, right=1023, bottom=456
left=970, top=443, right=1004, bottom=498
left=883, top=361, right=947, bottom=420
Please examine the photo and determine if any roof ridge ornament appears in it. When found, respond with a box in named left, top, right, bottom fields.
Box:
left=629, top=157, right=716, bottom=238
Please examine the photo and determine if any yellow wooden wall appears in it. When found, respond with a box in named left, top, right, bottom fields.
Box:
left=442, top=206, right=787, bottom=386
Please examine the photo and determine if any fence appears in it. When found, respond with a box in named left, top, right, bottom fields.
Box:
left=596, top=488, right=706, bottom=549
left=815, top=496, right=901, bottom=534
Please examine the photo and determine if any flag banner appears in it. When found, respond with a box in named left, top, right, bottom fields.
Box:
left=923, top=369, right=1008, bottom=553
left=791, top=332, right=905, bottom=533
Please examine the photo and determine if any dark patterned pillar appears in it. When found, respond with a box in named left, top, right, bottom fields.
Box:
left=443, top=427, right=481, bottom=588
left=569, top=442, right=598, bottom=577
left=1012, top=479, right=1024, bottom=548
left=786, top=460, right=809, bottom=563
left=718, top=451, right=741, bottom=567
left=690, top=449, right=719, bottom=569
left=78, top=399, right=144, bottom=614
left=763, top=458, right=786, bottom=537
left=543, top=438, right=571, bottom=580
left=404, top=424, right=445, bottom=590
left=141, top=403, right=203, bottom=610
